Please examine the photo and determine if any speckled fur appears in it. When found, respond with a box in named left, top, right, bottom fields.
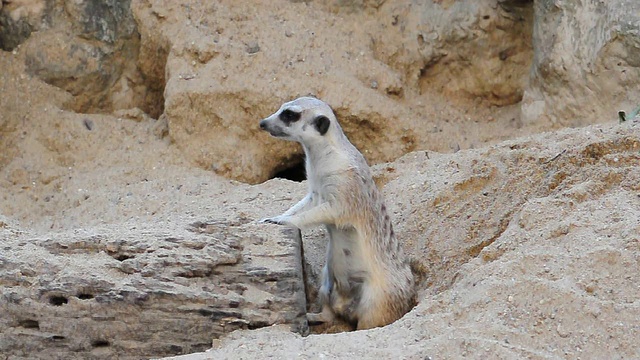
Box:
left=259, top=97, right=415, bottom=330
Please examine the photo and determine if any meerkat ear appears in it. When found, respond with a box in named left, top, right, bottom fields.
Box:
left=312, top=115, right=330, bottom=135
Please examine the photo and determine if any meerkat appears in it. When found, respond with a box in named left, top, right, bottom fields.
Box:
left=258, top=96, right=415, bottom=330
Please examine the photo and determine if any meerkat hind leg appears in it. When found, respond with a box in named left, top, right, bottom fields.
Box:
left=306, top=305, right=335, bottom=325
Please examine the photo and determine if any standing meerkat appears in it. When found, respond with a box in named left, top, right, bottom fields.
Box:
left=259, top=96, right=415, bottom=330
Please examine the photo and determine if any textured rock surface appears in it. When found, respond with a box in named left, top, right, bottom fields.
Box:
left=132, top=0, right=535, bottom=183
left=1, top=0, right=164, bottom=117
left=4, top=0, right=638, bottom=183
left=1, top=182, right=308, bottom=359
left=368, top=0, right=534, bottom=105
left=0, top=177, right=308, bottom=359
left=522, top=0, right=640, bottom=126
left=0, top=0, right=46, bottom=51
left=170, top=120, right=640, bottom=360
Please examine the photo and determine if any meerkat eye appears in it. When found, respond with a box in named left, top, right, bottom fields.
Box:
left=279, top=109, right=301, bottom=124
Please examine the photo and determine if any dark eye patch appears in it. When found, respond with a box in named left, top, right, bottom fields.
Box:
left=312, top=115, right=330, bottom=135
left=279, top=109, right=301, bottom=125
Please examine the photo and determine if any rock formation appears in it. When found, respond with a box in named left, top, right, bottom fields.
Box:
left=1, top=183, right=309, bottom=358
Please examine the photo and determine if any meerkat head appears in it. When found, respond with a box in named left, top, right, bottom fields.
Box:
left=259, top=97, right=336, bottom=143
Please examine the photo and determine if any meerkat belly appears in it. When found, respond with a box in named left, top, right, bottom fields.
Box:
left=325, top=225, right=368, bottom=297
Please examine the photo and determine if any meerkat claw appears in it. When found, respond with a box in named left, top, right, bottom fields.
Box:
left=259, top=217, right=279, bottom=224
left=259, top=216, right=294, bottom=226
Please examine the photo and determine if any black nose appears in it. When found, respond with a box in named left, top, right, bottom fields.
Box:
left=259, top=119, right=267, bottom=130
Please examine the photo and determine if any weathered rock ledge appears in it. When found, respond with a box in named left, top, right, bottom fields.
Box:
left=1, top=212, right=307, bottom=358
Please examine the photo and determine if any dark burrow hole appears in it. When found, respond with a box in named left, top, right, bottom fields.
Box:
left=272, top=160, right=306, bottom=182
left=51, top=335, right=66, bottom=341
left=19, top=319, right=40, bottom=329
left=169, top=345, right=183, bottom=354
left=77, top=293, right=94, bottom=300
left=176, top=270, right=211, bottom=278
left=92, top=340, right=110, bottom=348
left=500, top=0, right=533, bottom=6
left=113, top=253, right=134, bottom=261
left=49, top=295, right=69, bottom=306
left=248, top=320, right=270, bottom=330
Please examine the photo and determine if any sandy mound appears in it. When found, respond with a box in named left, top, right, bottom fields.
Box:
left=172, top=120, right=640, bottom=359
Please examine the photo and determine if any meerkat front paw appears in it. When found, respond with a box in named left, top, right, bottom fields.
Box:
left=259, top=215, right=295, bottom=227
left=259, top=217, right=281, bottom=224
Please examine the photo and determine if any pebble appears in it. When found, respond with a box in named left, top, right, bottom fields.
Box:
left=83, top=118, right=94, bottom=131
left=246, top=42, right=261, bottom=54
left=556, top=323, right=570, bottom=338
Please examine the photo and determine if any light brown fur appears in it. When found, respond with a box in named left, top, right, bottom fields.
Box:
left=259, top=97, right=415, bottom=330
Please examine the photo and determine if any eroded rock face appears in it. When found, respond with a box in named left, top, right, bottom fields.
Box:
left=0, top=0, right=524, bottom=187
left=1, top=0, right=165, bottom=117
left=0, top=0, right=46, bottom=51
left=4, top=0, right=638, bottom=184
left=139, top=0, right=417, bottom=183
left=131, top=0, right=534, bottom=184
left=370, top=0, right=534, bottom=105
left=0, top=217, right=307, bottom=359
left=522, top=0, right=640, bottom=126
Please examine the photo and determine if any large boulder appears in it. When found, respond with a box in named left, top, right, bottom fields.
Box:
left=1, top=0, right=164, bottom=117
left=135, top=0, right=418, bottom=184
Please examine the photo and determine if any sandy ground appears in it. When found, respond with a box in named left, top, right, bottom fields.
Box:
left=2, top=16, right=640, bottom=358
